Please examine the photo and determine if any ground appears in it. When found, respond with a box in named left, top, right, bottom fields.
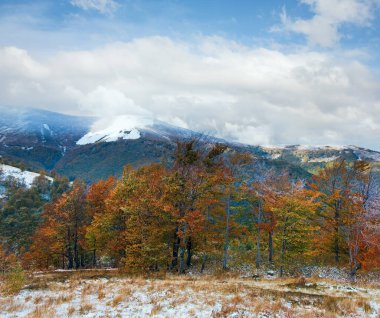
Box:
left=1, top=270, right=379, bottom=318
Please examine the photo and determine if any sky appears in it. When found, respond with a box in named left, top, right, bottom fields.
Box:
left=0, top=0, right=380, bottom=149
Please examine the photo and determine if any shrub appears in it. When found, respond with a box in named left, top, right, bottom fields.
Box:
left=0, top=247, right=26, bottom=294
left=3, top=263, right=26, bottom=294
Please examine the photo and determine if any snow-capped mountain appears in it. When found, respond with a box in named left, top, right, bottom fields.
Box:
left=76, top=116, right=151, bottom=145
left=0, top=106, right=379, bottom=183
left=75, top=115, right=212, bottom=146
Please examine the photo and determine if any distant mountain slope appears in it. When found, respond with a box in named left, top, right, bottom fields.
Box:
left=0, top=106, right=379, bottom=183
left=261, top=145, right=380, bottom=174
left=0, top=106, right=93, bottom=170
left=0, top=164, right=53, bottom=188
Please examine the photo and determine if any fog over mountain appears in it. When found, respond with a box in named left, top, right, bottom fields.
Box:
left=1, top=41, right=379, bottom=150
left=0, top=0, right=380, bottom=150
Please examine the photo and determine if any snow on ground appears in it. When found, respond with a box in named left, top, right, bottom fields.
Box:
left=77, top=115, right=152, bottom=145
left=0, top=164, right=53, bottom=187
left=1, top=273, right=379, bottom=318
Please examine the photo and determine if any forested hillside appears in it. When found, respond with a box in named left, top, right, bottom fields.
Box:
left=1, top=140, right=379, bottom=280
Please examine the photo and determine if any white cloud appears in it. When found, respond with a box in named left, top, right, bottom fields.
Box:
left=279, top=0, right=377, bottom=47
left=0, top=37, right=379, bottom=149
left=70, top=0, right=119, bottom=14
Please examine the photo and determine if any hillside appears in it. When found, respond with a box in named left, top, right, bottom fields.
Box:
left=0, top=106, right=379, bottom=182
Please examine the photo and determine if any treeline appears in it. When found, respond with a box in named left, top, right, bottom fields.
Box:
left=1, top=141, right=379, bottom=277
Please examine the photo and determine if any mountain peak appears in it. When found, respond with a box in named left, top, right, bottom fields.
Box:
left=76, top=115, right=152, bottom=145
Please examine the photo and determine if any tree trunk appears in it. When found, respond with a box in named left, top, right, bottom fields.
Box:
left=67, top=228, right=73, bottom=269
left=268, top=230, right=273, bottom=263
left=200, top=254, right=207, bottom=273
left=350, top=262, right=361, bottom=281
left=61, top=250, right=65, bottom=270
left=179, top=243, right=186, bottom=274
left=186, top=237, right=192, bottom=268
left=80, top=252, right=84, bottom=268
left=223, top=196, right=231, bottom=270
left=93, top=249, right=96, bottom=268
left=74, top=232, right=79, bottom=269
left=170, top=228, right=180, bottom=270
left=178, top=223, right=188, bottom=274
left=349, top=230, right=361, bottom=281
left=256, top=202, right=262, bottom=269
left=280, top=236, right=286, bottom=277
left=280, top=217, right=288, bottom=278
left=334, top=203, right=340, bottom=264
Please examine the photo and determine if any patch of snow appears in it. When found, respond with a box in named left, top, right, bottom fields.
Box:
left=0, top=184, right=6, bottom=198
left=352, top=149, right=380, bottom=161
left=2, top=276, right=379, bottom=318
left=40, top=128, right=46, bottom=143
left=60, top=145, right=67, bottom=155
left=43, top=123, right=51, bottom=131
left=263, top=145, right=347, bottom=151
left=308, top=156, right=339, bottom=163
left=0, top=164, right=53, bottom=187
left=77, top=115, right=152, bottom=145
left=370, top=301, right=380, bottom=318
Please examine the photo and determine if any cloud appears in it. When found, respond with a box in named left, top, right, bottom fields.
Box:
left=279, top=0, right=378, bottom=47
left=0, top=37, right=379, bottom=149
left=70, top=0, right=119, bottom=14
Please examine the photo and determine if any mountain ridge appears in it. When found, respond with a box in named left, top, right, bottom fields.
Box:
left=0, top=106, right=379, bottom=182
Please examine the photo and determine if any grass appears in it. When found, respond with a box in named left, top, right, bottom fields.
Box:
left=0, top=263, right=26, bottom=295
left=0, top=270, right=378, bottom=317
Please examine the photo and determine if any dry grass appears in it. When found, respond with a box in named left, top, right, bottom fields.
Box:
left=150, top=303, right=163, bottom=316
left=27, top=305, right=56, bottom=318
left=56, top=293, right=73, bottom=304
left=0, top=271, right=379, bottom=318
left=33, top=295, right=43, bottom=304
left=97, top=286, right=106, bottom=300
left=79, top=302, right=93, bottom=314
left=4, top=300, right=24, bottom=313
left=111, top=293, right=125, bottom=307
left=67, top=306, right=76, bottom=316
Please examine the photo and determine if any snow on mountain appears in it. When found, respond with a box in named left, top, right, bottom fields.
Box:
left=308, top=156, right=340, bottom=163
left=76, top=115, right=152, bottom=145
left=348, top=146, right=380, bottom=161
left=75, top=115, right=203, bottom=146
left=0, top=164, right=53, bottom=187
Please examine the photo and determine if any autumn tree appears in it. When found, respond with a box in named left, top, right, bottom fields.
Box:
left=85, top=177, right=115, bottom=267
left=27, top=180, right=88, bottom=269
left=168, top=140, right=227, bottom=273
left=247, top=167, right=286, bottom=269
left=121, top=165, right=174, bottom=272
left=310, top=159, right=380, bottom=277
left=221, top=152, right=252, bottom=270
left=23, top=202, right=64, bottom=269
left=342, top=161, right=379, bottom=277
left=270, top=182, right=319, bottom=276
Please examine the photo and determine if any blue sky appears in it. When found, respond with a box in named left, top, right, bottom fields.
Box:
left=1, top=0, right=379, bottom=55
left=0, top=0, right=380, bottom=149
